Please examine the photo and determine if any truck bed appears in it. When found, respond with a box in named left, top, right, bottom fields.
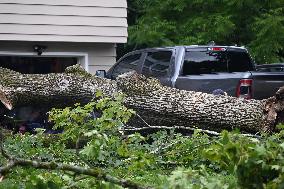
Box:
left=251, top=72, right=284, bottom=99
left=175, top=72, right=252, bottom=97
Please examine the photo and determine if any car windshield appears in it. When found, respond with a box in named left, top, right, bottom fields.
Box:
left=183, top=49, right=253, bottom=75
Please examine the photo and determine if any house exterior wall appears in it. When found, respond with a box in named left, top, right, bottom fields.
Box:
left=0, top=0, right=127, bottom=43
left=0, top=41, right=116, bottom=73
left=0, top=0, right=128, bottom=73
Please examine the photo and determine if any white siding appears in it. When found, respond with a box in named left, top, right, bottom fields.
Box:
left=0, top=34, right=126, bottom=43
left=0, top=0, right=128, bottom=43
left=0, top=24, right=127, bottom=36
left=0, top=0, right=127, bottom=7
left=0, top=4, right=126, bottom=17
left=0, top=14, right=127, bottom=27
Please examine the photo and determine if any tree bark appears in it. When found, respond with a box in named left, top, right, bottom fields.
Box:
left=0, top=65, right=283, bottom=134
left=117, top=72, right=284, bottom=133
left=0, top=65, right=118, bottom=110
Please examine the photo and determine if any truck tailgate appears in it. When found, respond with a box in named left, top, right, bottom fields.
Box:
left=175, top=72, right=252, bottom=97
left=251, top=72, right=284, bottom=100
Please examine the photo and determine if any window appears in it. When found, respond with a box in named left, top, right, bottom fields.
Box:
left=111, top=53, right=141, bottom=79
left=142, top=51, right=172, bottom=77
left=227, top=51, right=253, bottom=72
left=182, top=49, right=253, bottom=75
left=183, top=51, right=227, bottom=75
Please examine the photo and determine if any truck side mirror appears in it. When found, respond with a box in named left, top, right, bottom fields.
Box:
left=95, top=70, right=106, bottom=78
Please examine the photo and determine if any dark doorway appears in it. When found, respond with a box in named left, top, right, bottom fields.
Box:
left=0, top=56, right=78, bottom=74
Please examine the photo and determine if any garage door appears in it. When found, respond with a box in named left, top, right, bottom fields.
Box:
left=0, top=56, right=77, bottom=74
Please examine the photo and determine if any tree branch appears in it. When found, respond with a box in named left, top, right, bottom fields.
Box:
left=123, top=125, right=262, bottom=139
left=0, top=161, right=15, bottom=175
left=0, top=129, right=150, bottom=189
left=0, top=128, right=12, bottom=160
left=0, top=158, right=152, bottom=189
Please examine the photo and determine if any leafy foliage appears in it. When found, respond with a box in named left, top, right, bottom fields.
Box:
left=127, top=0, right=284, bottom=63
left=1, top=94, right=284, bottom=188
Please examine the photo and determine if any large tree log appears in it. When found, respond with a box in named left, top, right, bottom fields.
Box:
left=0, top=65, right=283, bottom=133
left=0, top=65, right=118, bottom=110
left=117, top=72, right=284, bottom=133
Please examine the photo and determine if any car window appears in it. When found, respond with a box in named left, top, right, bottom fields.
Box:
left=111, top=53, right=142, bottom=79
left=227, top=51, right=253, bottom=72
left=182, top=49, right=253, bottom=75
left=142, top=51, right=172, bottom=77
left=183, top=51, right=227, bottom=75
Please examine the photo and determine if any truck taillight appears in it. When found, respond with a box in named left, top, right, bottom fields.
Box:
left=236, top=79, right=253, bottom=99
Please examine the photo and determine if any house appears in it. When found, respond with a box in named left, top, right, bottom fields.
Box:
left=0, top=0, right=127, bottom=74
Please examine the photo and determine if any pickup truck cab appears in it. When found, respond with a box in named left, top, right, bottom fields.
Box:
left=106, top=46, right=284, bottom=100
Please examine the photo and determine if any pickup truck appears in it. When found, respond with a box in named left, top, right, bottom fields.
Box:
left=103, top=45, right=284, bottom=100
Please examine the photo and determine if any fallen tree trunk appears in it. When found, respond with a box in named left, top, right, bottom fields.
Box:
left=0, top=65, right=283, bottom=133
left=0, top=65, right=118, bottom=110
left=117, top=72, right=284, bottom=133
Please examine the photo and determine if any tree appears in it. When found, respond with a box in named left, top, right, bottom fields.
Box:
left=0, top=65, right=284, bottom=134
left=1, top=93, right=284, bottom=188
left=127, top=0, right=284, bottom=63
